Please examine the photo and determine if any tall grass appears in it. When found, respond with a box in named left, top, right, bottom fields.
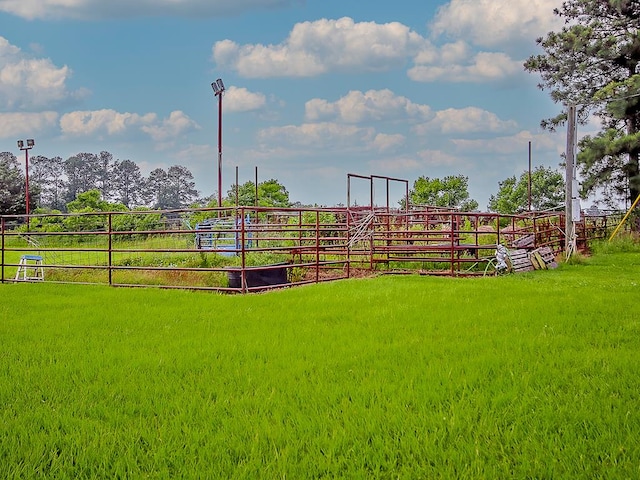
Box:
left=1, top=247, right=639, bottom=478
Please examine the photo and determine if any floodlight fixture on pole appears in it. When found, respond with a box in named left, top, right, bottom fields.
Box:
left=211, top=78, right=225, bottom=208
left=17, top=138, right=35, bottom=218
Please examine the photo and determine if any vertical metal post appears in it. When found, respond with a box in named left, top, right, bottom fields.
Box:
left=25, top=148, right=30, bottom=218
left=315, top=210, right=320, bottom=283
left=346, top=207, right=351, bottom=279
left=528, top=141, right=532, bottom=211
left=108, top=213, right=113, bottom=286
left=212, top=79, right=225, bottom=209
left=565, top=105, right=577, bottom=254
left=255, top=166, right=259, bottom=207
left=1, top=217, right=5, bottom=283
left=217, top=92, right=223, bottom=208
left=240, top=206, right=246, bottom=293
left=370, top=176, right=374, bottom=211
left=386, top=178, right=390, bottom=213
left=235, top=166, right=239, bottom=206
left=450, top=212, right=455, bottom=276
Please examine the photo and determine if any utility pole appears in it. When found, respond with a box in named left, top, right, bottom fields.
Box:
left=565, top=105, right=578, bottom=257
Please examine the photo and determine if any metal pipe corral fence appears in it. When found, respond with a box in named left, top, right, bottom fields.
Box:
left=0, top=205, right=623, bottom=292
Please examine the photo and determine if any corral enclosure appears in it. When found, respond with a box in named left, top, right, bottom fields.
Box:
left=1, top=205, right=619, bottom=292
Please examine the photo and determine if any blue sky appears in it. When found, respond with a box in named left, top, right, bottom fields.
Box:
left=1, top=0, right=582, bottom=209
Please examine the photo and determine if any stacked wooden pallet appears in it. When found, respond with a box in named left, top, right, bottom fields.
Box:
left=507, top=246, right=558, bottom=273
left=508, top=249, right=534, bottom=272
left=530, top=246, right=558, bottom=270
left=512, top=234, right=535, bottom=249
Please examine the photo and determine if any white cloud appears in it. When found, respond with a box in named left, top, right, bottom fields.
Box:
left=213, top=14, right=535, bottom=83
left=224, top=86, right=267, bottom=113
left=60, top=110, right=155, bottom=136
left=368, top=149, right=462, bottom=173
left=409, top=50, right=522, bottom=83
left=369, top=156, right=422, bottom=171
left=305, top=89, right=432, bottom=124
left=0, top=112, right=59, bottom=138
left=141, top=111, right=200, bottom=141
left=414, top=107, right=518, bottom=135
left=0, top=36, right=87, bottom=110
left=0, top=0, right=301, bottom=20
left=430, top=0, right=561, bottom=50
left=257, top=122, right=376, bottom=149
left=416, top=149, right=462, bottom=167
left=373, top=133, right=405, bottom=152
left=213, top=17, right=426, bottom=78
left=60, top=109, right=198, bottom=141
left=452, top=130, right=562, bottom=155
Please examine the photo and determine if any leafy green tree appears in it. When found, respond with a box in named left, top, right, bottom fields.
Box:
left=224, top=179, right=290, bottom=207
left=65, top=189, right=127, bottom=232
left=66, top=189, right=114, bottom=213
left=407, top=175, right=478, bottom=211
left=524, top=0, right=640, bottom=207
left=488, top=166, right=565, bottom=214
left=0, top=152, right=27, bottom=215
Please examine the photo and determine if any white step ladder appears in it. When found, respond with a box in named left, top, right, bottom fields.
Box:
left=15, top=255, right=45, bottom=281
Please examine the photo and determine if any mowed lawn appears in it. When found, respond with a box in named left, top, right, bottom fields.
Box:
left=1, top=246, right=639, bottom=479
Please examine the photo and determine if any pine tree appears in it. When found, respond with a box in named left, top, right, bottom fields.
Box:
left=525, top=0, right=640, bottom=208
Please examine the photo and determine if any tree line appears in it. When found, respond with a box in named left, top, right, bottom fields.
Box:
left=0, top=151, right=199, bottom=213
left=1, top=149, right=567, bottom=216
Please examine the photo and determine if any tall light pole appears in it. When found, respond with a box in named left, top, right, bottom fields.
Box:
left=17, top=139, right=35, bottom=217
left=211, top=78, right=225, bottom=208
left=528, top=141, right=532, bottom=212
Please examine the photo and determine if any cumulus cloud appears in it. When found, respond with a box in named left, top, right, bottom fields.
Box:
left=373, top=133, right=406, bottom=152
left=409, top=49, right=523, bottom=83
left=305, top=89, right=432, bottom=124
left=213, top=12, right=538, bottom=83
left=60, top=109, right=199, bottom=141
left=0, top=0, right=301, bottom=20
left=224, top=86, right=267, bottom=113
left=414, top=107, right=518, bottom=135
left=0, top=36, right=88, bottom=111
left=141, top=111, right=200, bottom=141
left=452, top=130, right=562, bottom=155
left=430, top=0, right=562, bottom=51
left=0, top=112, right=59, bottom=138
left=257, top=122, right=377, bottom=149
left=213, top=17, right=426, bottom=78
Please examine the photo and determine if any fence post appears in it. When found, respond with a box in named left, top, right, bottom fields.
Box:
left=108, top=213, right=113, bottom=286
left=1, top=217, right=5, bottom=283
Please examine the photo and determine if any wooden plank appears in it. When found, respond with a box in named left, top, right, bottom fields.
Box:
left=531, top=251, right=547, bottom=270
left=508, top=249, right=533, bottom=272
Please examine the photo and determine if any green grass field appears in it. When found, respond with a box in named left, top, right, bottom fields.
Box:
left=1, top=242, right=639, bottom=478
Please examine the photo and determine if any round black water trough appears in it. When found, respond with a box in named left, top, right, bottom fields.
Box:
left=226, top=263, right=289, bottom=289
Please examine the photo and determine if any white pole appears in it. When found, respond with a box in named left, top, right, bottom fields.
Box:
left=565, top=105, right=578, bottom=258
